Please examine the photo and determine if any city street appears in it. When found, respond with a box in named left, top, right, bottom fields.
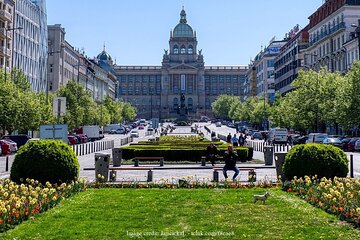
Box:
left=1, top=123, right=359, bottom=181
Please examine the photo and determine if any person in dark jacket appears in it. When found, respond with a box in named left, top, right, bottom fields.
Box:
left=206, top=142, right=218, bottom=166
left=223, top=145, right=239, bottom=181
left=226, top=133, right=232, bottom=143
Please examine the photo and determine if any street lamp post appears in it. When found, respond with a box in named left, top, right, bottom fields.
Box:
left=3, top=27, right=23, bottom=82
left=150, top=89, right=153, bottom=119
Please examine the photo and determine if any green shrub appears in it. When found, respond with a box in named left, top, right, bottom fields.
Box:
left=11, top=140, right=79, bottom=184
left=282, top=144, right=348, bottom=180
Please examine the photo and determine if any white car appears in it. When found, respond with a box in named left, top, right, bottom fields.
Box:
left=216, top=122, right=222, bottom=127
left=130, top=130, right=139, bottom=138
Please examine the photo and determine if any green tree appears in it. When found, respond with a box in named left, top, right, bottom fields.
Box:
left=211, top=95, right=235, bottom=119
left=122, top=102, right=137, bottom=122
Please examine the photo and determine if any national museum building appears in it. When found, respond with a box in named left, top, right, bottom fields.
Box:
left=111, top=9, right=247, bottom=119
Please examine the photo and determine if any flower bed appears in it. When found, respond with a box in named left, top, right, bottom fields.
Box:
left=283, top=176, right=360, bottom=227
left=0, top=178, right=86, bottom=232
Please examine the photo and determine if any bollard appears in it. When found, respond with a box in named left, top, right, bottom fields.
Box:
left=147, top=170, right=153, bottom=182
left=109, top=170, right=117, bottom=182
left=350, top=154, right=354, bottom=178
left=201, top=157, right=206, bottom=166
left=159, top=158, right=164, bottom=167
left=134, top=159, right=139, bottom=167
left=112, top=148, right=122, bottom=167
left=5, top=156, right=9, bottom=172
left=213, top=170, right=219, bottom=182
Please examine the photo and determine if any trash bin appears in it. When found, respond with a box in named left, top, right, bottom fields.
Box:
left=275, top=152, right=287, bottom=181
left=263, top=146, right=274, bottom=166
left=112, top=148, right=122, bottom=167
left=95, top=152, right=110, bottom=181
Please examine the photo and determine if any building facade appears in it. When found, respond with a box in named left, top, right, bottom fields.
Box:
left=0, top=0, right=15, bottom=75
left=251, top=39, right=287, bottom=102
left=13, top=0, right=48, bottom=92
left=47, top=24, right=117, bottom=101
left=305, top=0, right=360, bottom=74
left=274, top=25, right=309, bottom=95
left=114, top=9, right=247, bottom=119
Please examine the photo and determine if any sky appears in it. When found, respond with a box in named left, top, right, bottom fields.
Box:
left=46, top=0, right=324, bottom=66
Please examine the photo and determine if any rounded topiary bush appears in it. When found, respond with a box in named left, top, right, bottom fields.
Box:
left=11, top=140, right=79, bottom=184
left=283, top=143, right=348, bottom=180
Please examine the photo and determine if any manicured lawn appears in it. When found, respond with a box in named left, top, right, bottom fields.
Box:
left=2, top=188, right=359, bottom=239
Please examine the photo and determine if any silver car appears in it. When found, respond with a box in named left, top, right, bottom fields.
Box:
left=354, top=139, right=360, bottom=151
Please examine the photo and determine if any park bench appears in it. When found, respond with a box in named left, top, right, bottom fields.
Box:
left=109, top=166, right=154, bottom=182
left=200, top=156, right=224, bottom=166
left=212, top=167, right=256, bottom=182
left=133, top=157, right=164, bottom=167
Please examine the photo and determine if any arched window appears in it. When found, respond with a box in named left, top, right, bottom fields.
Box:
left=173, top=45, right=179, bottom=54
left=180, top=45, right=186, bottom=54
left=173, top=98, right=179, bottom=110
left=188, top=98, right=193, bottom=109
left=188, top=45, right=193, bottom=54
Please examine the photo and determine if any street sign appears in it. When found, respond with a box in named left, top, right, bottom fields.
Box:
left=40, top=124, right=68, bottom=143
left=53, top=97, right=66, bottom=117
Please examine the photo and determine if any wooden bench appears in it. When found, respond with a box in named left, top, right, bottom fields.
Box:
left=133, top=157, right=164, bottom=167
left=212, top=167, right=256, bottom=182
left=109, top=167, right=154, bottom=182
left=200, top=156, right=223, bottom=166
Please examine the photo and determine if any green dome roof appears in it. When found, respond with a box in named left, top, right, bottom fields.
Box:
left=173, top=8, right=193, bottom=37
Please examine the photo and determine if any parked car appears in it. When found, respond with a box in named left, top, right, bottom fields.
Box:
left=130, top=130, right=140, bottom=138
left=354, top=139, right=360, bottom=151
left=306, top=133, right=329, bottom=144
left=348, top=138, right=360, bottom=152
left=138, top=125, right=145, bottom=130
left=341, top=138, right=352, bottom=151
left=1, top=139, right=18, bottom=153
left=215, top=122, right=222, bottom=127
left=115, top=128, right=126, bottom=134
left=76, top=134, right=88, bottom=143
left=108, top=129, right=117, bottom=134
left=322, top=137, right=342, bottom=148
left=2, top=134, right=30, bottom=149
left=68, top=136, right=78, bottom=145
left=251, top=132, right=263, bottom=140
left=293, top=136, right=308, bottom=145
left=0, top=140, right=11, bottom=155
left=147, top=128, right=154, bottom=133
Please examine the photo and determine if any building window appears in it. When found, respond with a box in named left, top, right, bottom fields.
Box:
left=180, top=45, right=186, bottom=54
left=173, top=45, right=179, bottom=54
left=173, top=98, right=178, bottom=110
left=188, top=98, right=193, bottom=109
left=188, top=45, right=193, bottom=54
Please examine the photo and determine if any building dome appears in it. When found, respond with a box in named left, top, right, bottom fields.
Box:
left=97, top=50, right=112, bottom=61
left=173, top=8, right=194, bottom=37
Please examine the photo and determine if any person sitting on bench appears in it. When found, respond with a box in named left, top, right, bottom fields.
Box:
left=206, top=142, right=218, bottom=166
left=223, top=145, right=239, bottom=181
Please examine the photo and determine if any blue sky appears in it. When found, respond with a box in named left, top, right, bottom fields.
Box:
left=46, top=0, right=323, bottom=66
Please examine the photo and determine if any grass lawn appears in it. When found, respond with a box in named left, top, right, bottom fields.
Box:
left=2, top=188, right=359, bottom=240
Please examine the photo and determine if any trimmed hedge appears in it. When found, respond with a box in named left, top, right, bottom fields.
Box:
left=282, top=144, right=348, bottom=180
left=122, top=147, right=249, bottom=162
left=10, top=140, right=79, bottom=184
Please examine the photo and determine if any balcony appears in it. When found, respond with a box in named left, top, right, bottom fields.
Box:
left=0, top=9, right=12, bottom=22
left=0, top=46, right=11, bottom=57
left=309, top=22, right=346, bottom=46
left=0, top=28, right=12, bottom=39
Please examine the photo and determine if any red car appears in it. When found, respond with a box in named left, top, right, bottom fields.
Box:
left=138, top=125, right=145, bottom=130
left=68, top=136, right=78, bottom=145
left=2, top=139, right=18, bottom=153
left=76, top=134, right=88, bottom=143
left=0, top=140, right=11, bottom=155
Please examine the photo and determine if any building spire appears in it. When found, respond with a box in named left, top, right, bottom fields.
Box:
left=180, top=7, right=187, bottom=24
left=103, top=42, right=106, bottom=51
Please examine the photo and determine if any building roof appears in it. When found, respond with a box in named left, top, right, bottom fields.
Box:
left=173, top=8, right=194, bottom=37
